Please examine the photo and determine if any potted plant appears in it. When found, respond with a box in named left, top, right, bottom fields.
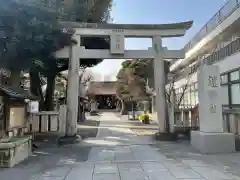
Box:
left=138, top=111, right=150, bottom=124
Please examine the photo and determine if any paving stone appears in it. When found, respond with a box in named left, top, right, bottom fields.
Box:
left=114, top=146, right=131, bottom=153
left=133, top=153, right=166, bottom=161
left=118, top=163, right=149, bottom=180
left=131, top=146, right=167, bottom=161
left=93, top=173, right=120, bottom=180
left=142, top=164, right=177, bottom=180
left=65, top=167, right=93, bottom=180
left=72, top=163, right=95, bottom=169
left=115, top=152, right=136, bottom=161
left=38, top=177, right=65, bottom=180
left=168, top=165, right=203, bottom=179
left=118, top=162, right=141, bottom=169
left=142, top=162, right=168, bottom=172
left=28, top=174, right=42, bottom=180
left=0, top=168, right=42, bottom=180
left=119, top=172, right=149, bottom=180
left=192, top=166, right=239, bottom=180
left=162, top=159, right=185, bottom=168
left=146, top=172, right=177, bottom=180
left=41, top=167, right=70, bottom=177
left=181, top=159, right=210, bottom=167
left=94, top=163, right=118, bottom=174
left=88, top=152, right=115, bottom=162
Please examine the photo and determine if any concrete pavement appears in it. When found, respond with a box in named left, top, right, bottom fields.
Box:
left=1, top=112, right=240, bottom=179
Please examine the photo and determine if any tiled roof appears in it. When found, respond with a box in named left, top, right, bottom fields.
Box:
left=0, top=84, right=39, bottom=100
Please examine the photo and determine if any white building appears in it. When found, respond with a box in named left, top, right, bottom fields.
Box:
left=169, top=0, right=240, bottom=111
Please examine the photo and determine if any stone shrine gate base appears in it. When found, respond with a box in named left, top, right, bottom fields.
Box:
left=191, top=65, right=235, bottom=153
left=191, top=131, right=235, bottom=153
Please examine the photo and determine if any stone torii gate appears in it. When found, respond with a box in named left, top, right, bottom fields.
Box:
left=55, top=21, right=193, bottom=136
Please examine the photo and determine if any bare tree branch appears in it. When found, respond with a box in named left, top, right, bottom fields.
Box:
left=81, top=74, right=93, bottom=86
left=57, top=67, right=93, bottom=85
left=79, top=68, right=93, bottom=86
left=165, top=71, right=193, bottom=108
left=165, top=75, right=175, bottom=104
left=176, top=73, right=192, bottom=107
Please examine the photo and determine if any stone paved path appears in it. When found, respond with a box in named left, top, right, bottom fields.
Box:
left=2, top=112, right=240, bottom=179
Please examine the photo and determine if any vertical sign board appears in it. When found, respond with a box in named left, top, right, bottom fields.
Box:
left=27, top=101, right=39, bottom=113
left=110, top=29, right=125, bottom=54
left=198, top=65, right=223, bottom=132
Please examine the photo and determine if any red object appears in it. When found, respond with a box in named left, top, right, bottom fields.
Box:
left=193, top=103, right=199, bottom=119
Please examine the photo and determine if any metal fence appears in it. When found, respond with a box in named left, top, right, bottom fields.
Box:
left=174, top=37, right=240, bottom=82
left=185, top=0, right=240, bottom=52
left=206, top=38, right=240, bottom=65
left=223, top=108, right=240, bottom=134
left=175, top=107, right=240, bottom=135
left=174, top=108, right=199, bottom=127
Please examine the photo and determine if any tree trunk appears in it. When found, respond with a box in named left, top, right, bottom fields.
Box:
left=167, top=89, right=176, bottom=133
left=44, top=74, right=56, bottom=111
left=30, top=69, right=44, bottom=110
left=78, top=97, right=85, bottom=122
left=131, top=103, right=134, bottom=120
left=119, top=98, right=127, bottom=115
left=165, top=100, right=170, bottom=133
left=131, top=102, right=137, bottom=120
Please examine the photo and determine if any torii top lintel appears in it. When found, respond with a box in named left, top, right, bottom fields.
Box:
left=61, top=21, right=193, bottom=38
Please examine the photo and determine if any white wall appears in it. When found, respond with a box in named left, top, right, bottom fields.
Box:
left=171, top=52, right=240, bottom=105
left=217, top=51, right=240, bottom=73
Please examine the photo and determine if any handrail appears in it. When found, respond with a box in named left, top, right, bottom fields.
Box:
left=173, top=38, right=240, bottom=82
left=185, top=0, right=240, bottom=53
left=223, top=108, right=240, bottom=114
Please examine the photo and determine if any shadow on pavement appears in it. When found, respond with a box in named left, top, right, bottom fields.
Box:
left=77, top=119, right=100, bottom=139
left=0, top=144, right=92, bottom=180
left=0, top=119, right=100, bottom=179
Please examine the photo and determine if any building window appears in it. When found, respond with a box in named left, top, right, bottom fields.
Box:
left=221, top=85, right=229, bottom=105
left=230, top=70, right=240, bottom=81
left=190, top=92, right=196, bottom=106
left=230, top=84, right=240, bottom=104
left=187, top=89, right=191, bottom=107
left=194, top=83, right=198, bottom=90
left=221, top=74, right=228, bottom=84
left=175, top=82, right=200, bottom=109
left=195, top=91, right=198, bottom=104
left=219, top=69, right=240, bottom=107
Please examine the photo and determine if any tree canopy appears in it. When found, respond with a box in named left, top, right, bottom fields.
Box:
left=0, top=0, right=73, bottom=71
left=0, top=0, right=113, bottom=110
left=0, top=0, right=112, bottom=72
left=115, top=59, right=170, bottom=102
left=115, top=59, right=150, bottom=102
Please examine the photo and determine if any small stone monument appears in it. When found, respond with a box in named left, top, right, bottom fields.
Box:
left=191, top=65, right=235, bottom=153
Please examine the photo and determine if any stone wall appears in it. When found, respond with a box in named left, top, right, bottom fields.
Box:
left=0, top=136, right=32, bottom=168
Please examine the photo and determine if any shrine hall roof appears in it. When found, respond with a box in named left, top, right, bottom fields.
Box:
left=87, top=81, right=116, bottom=95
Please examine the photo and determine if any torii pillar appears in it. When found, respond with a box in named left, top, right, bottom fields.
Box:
left=152, top=36, right=167, bottom=132
left=66, top=35, right=80, bottom=136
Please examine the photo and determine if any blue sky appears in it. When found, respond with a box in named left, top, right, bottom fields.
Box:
left=91, top=0, right=226, bottom=80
